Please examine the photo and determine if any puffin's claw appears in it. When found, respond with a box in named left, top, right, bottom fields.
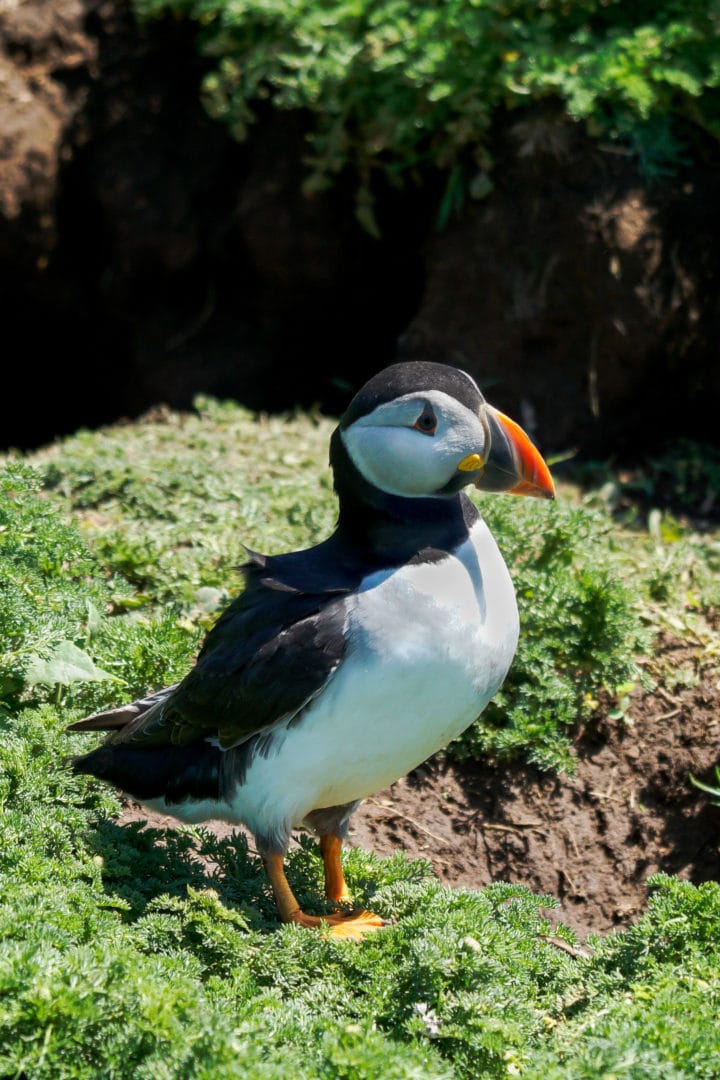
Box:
left=286, top=908, right=389, bottom=940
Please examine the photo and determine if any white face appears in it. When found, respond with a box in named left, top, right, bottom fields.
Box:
left=340, top=389, right=488, bottom=498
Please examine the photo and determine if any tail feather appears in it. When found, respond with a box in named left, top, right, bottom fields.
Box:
left=66, top=683, right=180, bottom=733
left=66, top=706, right=141, bottom=732
left=67, top=680, right=229, bottom=807
left=71, top=742, right=222, bottom=804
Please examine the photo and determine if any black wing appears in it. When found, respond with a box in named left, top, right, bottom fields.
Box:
left=168, top=564, right=350, bottom=749
left=79, top=542, right=360, bottom=752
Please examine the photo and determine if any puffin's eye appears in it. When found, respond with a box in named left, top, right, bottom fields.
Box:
left=413, top=406, right=437, bottom=436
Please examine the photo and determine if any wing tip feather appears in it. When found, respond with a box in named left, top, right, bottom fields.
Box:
left=66, top=706, right=140, bottom=733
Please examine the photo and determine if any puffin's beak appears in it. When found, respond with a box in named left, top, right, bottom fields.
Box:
left=470, top=405, right=555, bottom=500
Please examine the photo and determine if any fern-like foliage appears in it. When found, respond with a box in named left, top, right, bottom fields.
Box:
left=0, top=464, right=109, bottom=708
left=452, top=497, right=648, bottom=770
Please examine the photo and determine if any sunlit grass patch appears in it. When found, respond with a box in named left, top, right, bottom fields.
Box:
left=3, top=400, right=720, bottom=1077
left=21, top=396, right=720, bottom=770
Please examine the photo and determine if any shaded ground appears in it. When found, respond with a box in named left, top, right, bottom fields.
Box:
left=3, top=1, right=720, bottom=453
left=121, top=636, right=720, bottom=941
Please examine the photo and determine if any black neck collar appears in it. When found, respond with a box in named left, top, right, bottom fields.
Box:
left=329, top=428, right=476, bottom=566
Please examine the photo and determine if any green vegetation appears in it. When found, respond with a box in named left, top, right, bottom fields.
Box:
left=593, top=438, right=720, bottom=519
left=0, top=463, right=110, bottom=710
left=690, top=764, right=720, bottom=807
left=15, top=398, right=720, bottom=769
left=453, top=497, right=648, bottom=770
left=133, top=0, right=720, bottom=224
left=0, top=462, right=200, bottom=720
left=2, top=400, right=720, bottom=1076
left=4, top=704, right=720, bottom=1078
left=24, top=398, right=659, bottom=770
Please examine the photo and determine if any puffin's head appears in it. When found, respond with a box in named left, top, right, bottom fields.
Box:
left=337, top=361, right=554, bottom=501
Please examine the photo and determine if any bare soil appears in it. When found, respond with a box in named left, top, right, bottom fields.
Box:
left=121, top=636, right=720, bottom=941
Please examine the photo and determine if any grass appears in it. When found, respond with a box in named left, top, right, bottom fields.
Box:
left=2, top=398, right=720, bottom=1077
left=26, top=396, right=720, bottom=768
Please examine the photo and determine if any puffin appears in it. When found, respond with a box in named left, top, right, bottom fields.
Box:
left=69, top=361, right=554, bottom=939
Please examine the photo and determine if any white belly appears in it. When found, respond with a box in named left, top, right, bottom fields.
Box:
left=222, top=517, right=519, bottom=835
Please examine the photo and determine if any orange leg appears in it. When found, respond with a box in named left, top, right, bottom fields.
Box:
left=320, top=833, right=352, bottom=904
left=263, top=846, right=387, bottom=941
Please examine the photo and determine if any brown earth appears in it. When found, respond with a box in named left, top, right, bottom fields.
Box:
left=2, top=0, right=720, bottom=454
left=121, top=636, right=720, bottom=941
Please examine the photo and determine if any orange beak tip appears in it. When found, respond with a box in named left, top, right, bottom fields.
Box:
left=508, top=478, right=556, bottom=500
left=491, top=408, right=555, bottom=501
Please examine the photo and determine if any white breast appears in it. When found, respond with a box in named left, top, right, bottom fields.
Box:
left=225, top=516, right=519, bottom=836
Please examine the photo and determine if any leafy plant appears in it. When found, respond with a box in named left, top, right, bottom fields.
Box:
left=624, top=439, right=720, bottom=519
left=0, top=462, right=200, bottom=717
left=3, top=404, right=720, bottom=1076
left=523, top=875, right=720, bottom=1079
left=132, top=0, right=720, bottom=222
left=451, top=498, right=648, bottom=770
left=0, top=463, right=110, bottom=708
left=4, top=702, right=720, bottom=1077
left=690, top=764, right=720, bottom=806
left=27, top=400, right=654, bottom=771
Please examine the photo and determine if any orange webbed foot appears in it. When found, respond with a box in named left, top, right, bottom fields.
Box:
left=324, top=908, right=389, bottom=940
left=285, top=907, right=388, bottom=940
left=265, top=840, right=389, bottom=941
